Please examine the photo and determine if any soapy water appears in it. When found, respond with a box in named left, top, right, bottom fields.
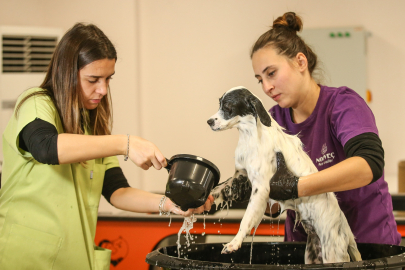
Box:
left=215, top=199, right=230, bottom=219
left=168, top=197, right=289, bottom=262
left=171, top=198, right=234, bottom=259
left=250, top=226, right=259, bottom=264
left=176, top=214, right=197, bottom=258
left=162, top=204, right=198, bottom=258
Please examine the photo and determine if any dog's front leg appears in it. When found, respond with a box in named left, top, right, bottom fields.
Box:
left=221, top=178, right=269, bottom=254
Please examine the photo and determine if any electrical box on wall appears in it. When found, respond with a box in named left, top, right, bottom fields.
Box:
left=300, top=27, right=369, bottom=100
left=0, top=26, right=63, bottom=162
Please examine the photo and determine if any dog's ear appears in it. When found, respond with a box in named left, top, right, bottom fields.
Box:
left=247, top=95, right=271, bottom=127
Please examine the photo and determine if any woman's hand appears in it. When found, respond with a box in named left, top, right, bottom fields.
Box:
left=164, top=195, right=214, bottom=217
left=269, top=152, right=299, bottom=201
left=128, top=136, right=167, bottom=170
left=220, top=175, right=252, bottom=202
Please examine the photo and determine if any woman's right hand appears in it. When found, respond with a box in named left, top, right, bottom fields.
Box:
left=127, top=136, right=167, bottom=170
left=164, top=195, right=214, bottom=217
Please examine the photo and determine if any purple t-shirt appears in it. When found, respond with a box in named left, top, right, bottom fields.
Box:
left=270, top=85, right=401, bottom=245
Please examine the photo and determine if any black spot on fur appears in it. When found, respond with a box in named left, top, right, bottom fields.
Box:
left=254, top=188, right=258, bottom=194
left=304, top=223, right=323, bottom=264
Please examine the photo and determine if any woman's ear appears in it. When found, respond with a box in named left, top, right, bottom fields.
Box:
left=295, top=52, right=308, bottom=72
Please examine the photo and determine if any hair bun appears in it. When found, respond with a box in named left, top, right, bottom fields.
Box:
left=273, top=12, right=302, bottom=33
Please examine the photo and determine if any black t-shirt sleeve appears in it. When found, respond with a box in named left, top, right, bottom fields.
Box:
left=102, top=167, right=131, bottom=204
left=343, top=132, right=384, bottom=184
left=19, top=118, right=59, bottom=165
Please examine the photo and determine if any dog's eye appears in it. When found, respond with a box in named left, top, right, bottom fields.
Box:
left=223, top=104, right=232, bottom=113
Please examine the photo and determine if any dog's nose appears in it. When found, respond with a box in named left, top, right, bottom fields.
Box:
left=207, top=118, right=215, bottom=126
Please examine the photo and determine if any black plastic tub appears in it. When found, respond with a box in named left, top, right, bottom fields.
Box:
left=146, top=242, right=405, bottom=269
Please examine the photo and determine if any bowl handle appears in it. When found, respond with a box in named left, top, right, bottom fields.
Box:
left=164, top=158, right=172, bottom=172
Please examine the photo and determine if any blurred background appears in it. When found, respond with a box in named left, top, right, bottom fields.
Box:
left=0, top=0, right=404, bottom=215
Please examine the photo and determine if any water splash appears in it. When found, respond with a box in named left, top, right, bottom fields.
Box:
left=250, top=226, right=259, bottom=264
left=277, top=214, right=281, bottom=232
left=214, top=197, right=231, bottom=221
left=176, top=214, right=197, bottom=258
left=217, top=200, right=230, bottom=221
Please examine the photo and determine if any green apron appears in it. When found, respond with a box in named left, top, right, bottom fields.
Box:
left=0, top=88, right=119, bottom=269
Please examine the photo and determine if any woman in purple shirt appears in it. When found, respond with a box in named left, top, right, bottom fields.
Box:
left=251, top=12, right=401, bottom=245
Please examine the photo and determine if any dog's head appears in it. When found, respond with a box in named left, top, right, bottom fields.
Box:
left=207, top=86, right=271, bottom=131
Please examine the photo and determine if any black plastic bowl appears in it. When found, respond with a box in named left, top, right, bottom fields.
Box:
left=146, top=242, right=405, bottom=269
left=165, top=154, right=220, bottom=211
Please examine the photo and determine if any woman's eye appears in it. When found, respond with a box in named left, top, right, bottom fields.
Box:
left=88, top=78, right=98, bottom=83
left=257, top=79, right=263, bottom=84
left=268, top=71, right=275, bottom=77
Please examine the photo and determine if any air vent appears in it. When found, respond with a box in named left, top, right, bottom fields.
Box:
left=2, top=35, right=57, bottom=73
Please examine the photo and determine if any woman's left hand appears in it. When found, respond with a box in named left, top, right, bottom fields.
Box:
left=165, top=195, right=214, bottom=217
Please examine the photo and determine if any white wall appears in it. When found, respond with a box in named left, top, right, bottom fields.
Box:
left=1, top=0, right=404, bottom=215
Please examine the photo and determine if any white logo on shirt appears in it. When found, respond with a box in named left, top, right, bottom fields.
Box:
left=321, top=143, right=327, bottom=155
left=316, top=143, right=335, bottom=166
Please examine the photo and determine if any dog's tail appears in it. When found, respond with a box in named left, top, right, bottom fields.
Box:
left=348, top=235, right=362, bottom=262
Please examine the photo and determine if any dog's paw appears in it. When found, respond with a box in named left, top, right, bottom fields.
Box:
left=221, top=241, right=241, bottom=254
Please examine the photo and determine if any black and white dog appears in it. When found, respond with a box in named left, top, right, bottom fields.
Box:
left=207, top=86, right=362, bottom=264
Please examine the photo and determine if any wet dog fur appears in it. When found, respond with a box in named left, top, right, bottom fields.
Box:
left=207, top=86, right=362, bottom=264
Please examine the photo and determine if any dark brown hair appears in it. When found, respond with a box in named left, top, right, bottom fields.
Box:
left=16, top=23, right=117, bottom=136
left=250, top=12, right=318, bottom=76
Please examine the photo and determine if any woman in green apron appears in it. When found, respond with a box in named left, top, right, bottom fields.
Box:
left=0, top=23, right=213, bottom=270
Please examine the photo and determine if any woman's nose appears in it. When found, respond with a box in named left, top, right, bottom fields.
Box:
left=97, top=82, right=108, bottom=96
left=262, top=80, right=274, bottom=95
